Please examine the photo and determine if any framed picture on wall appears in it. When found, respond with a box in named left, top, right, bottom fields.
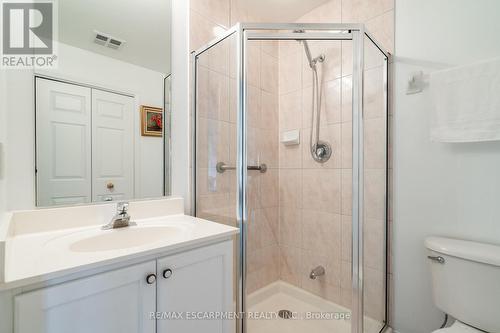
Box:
left=140, top=105, right=163, bottom=137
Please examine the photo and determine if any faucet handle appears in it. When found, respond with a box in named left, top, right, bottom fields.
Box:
left=117, top=202, right=129, bottom=214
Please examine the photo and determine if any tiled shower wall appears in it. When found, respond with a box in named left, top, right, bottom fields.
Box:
left=191, top=0, right=394, bottom=322
left=277, top=1, right=393, bottom=321
left=191, top=0, right=282, bottom=294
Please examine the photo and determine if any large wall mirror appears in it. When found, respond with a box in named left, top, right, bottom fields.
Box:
left=33, top=0, right=171, bottom=207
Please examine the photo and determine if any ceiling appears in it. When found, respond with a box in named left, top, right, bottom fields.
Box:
left=237, top=0, right=331, bottom=22
left=58, top=0, right=171, bottom=74
left=57, top=0, right=328, bottom=74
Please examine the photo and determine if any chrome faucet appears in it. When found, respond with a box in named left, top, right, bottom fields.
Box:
left=309, top=265, right=326, bottom=280
left=102, top=202, right=135, bottom=230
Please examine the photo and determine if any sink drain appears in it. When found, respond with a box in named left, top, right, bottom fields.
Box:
left=278, top=309, right=293, bottom=319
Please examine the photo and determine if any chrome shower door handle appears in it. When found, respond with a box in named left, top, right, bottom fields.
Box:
left=216, top=162, right=267, bottom=173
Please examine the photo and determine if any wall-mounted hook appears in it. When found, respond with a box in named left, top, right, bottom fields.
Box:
left=407, top=70, right=424, bottom=95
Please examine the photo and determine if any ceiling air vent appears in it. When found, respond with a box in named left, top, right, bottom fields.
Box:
left=94, top=32, right=109, bottom=46
left=107, top=38, right=123, bottom=49
left=93, top=31, right=125, bottom=50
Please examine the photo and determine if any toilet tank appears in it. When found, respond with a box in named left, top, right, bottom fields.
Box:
left=425, top=237, right=500, bottom=333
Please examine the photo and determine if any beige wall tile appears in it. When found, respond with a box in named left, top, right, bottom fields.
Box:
left=364, top=218, right=385, bottom=270
left=302, top=210, right=341, bottom=258
left=191, top=0, right=230, bottom=28
left=342, top=0, right=393, bottom=23
left=279, top=136, right=302, bottom=168
left=259, top=129, right=279, bottom=168
left=279, top=40, right=301, bottom=58
left=261, top=91, right=278, bottom=130
left=279, top=51, right=302, bottom=94
left=247, top=41, right=262, bottom=88
left=341, top=215, right=352, bottom=262
left=279, top=169, right=303, bottom=208
left=365, top=10, right=395, bottom=54
left=208, top=37, right=230, bottom=75
left=247, top=171, right=261, bottom=210
left=230, top=0, right=248, bottom=26
left=317, top=41, right=342, bottom=82
left=197, top=168, right=231, bottom=196
left=364, top=66, right=385, bottom=119
left=341, top=41, right=353, bottom=77
left=259, top=169, right=279, bottom=207
left=340, top=260, right=353, bottom=308
left=261, top=55, right=279, bottom=94
left=280, top=207, right=302, bottom=247
left=342, top=75, right=353, bottom=122
left=296, top=0, right=342, bottom=23
left=341, top=122, right=352, bottom=168
left=279, top=90, right=302, bottom=130
left=247, top=85, right=261, bottom=128
left=364, top=168, right=386, bottom=220
left=197, top=117, right=230, bottom=169
left=302, top=78, right=341, bottom=127
left=280, top=245, right=302, bottom=287
left=341, top=169, right=352, bottom=215
left=364, top=266, right=385, bottom=321
left=261, top=40, right=279, bottom=59
left=364, top=117, right=386, bottom=169
left=302, top=169, right=341, bottom=214
left=190, top=10, right=219, bottom=51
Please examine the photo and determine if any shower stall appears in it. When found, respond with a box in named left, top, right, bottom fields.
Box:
left=192, top=23, right=389, bottom=333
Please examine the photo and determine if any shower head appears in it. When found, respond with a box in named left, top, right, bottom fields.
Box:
left=293, top=30, right=325, bottom=69
left=302, top=40, right=315, bottom=68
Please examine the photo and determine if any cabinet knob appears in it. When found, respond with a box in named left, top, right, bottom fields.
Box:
left=162, top=268, right=173, bottom=279
left=146, top=274, right=156, bottom=284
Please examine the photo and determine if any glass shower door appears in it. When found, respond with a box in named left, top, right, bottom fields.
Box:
left=193, top=32, right=240, bottom=329
left=361, top=34, right=389, bottom=333
left=243, top=30, right=358, bottom=333
left=193, top=24, right=390, bottom=333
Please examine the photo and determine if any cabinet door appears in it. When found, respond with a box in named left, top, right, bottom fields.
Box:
left=14, top=261, right=157, bottom=333
left=36, top=78, right=92, bottom=206
left=91, top=89, right=134, bottom=202
left=157, top=241, right=234, bottom=333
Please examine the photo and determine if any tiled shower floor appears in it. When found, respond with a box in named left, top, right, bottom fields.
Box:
left=247, top=281, right=383, bottom=333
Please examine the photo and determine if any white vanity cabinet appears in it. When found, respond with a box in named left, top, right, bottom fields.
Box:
left=10, top=240, right=234, bottom=333
left=15, top=261, right=157, bottom=333
left=156, top=240, right=233, bottom=333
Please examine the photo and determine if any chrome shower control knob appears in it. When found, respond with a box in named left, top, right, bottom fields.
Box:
left=162, top=268, right=173, bottom=279
left=146, top=274, right=156, bottom=284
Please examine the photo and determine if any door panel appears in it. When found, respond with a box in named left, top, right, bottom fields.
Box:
left=14, top=261, right=157, bottom=333
left=157, top=241, right=234, bottom=333
left=91, top=90, right=134, bottom=202
left=36, top=78, right=92, bottom=206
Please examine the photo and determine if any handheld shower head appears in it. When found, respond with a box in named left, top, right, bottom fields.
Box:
left=293, top=29, right=331, bottom=163
left=294, top=30, right=325, bottom=69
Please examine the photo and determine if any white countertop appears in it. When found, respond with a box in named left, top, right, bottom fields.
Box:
left=1, top=214, right=238, bottom=290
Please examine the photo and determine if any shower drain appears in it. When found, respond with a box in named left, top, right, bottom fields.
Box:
left=278, top=309, right=293, bottom=319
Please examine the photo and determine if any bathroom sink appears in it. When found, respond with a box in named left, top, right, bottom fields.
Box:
left=68, top=226, right=182, bottom=252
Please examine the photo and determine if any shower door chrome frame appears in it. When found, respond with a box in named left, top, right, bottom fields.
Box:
left=192, top=23, right=390, bottom=333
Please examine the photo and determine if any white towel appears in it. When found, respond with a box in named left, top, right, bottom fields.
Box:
left=430, top=57, right=500, bottom=142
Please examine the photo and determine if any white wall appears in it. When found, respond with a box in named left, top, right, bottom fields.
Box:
left=393, top=1, right=500, bottom=332
left=3, top=42, right=165, bottom=211
left=0, top=71, right=6, bottom=224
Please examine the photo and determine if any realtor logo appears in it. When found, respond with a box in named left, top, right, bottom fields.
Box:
left=1, top=1, right=57, bottom=68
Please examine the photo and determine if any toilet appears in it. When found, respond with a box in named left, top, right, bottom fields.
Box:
left=425, top=237, right=500, bottom=333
